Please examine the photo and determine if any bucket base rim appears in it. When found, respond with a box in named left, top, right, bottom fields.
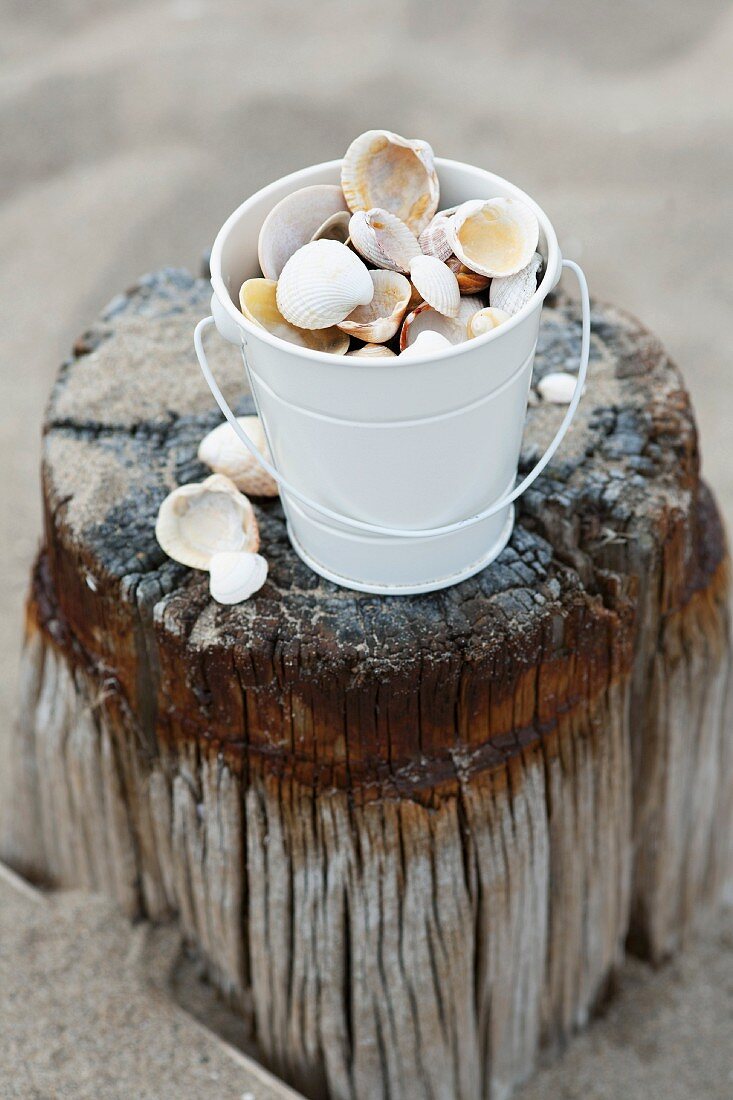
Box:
left=286, top=506, right=515, bottom=596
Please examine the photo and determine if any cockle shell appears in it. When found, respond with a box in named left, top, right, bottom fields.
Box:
left=310, top=210, right=351, bottom=244
left=276, top=240, right=373, bottom=330
left=449, top=198, right=539, bottom=278
left=337, top=269, right=411, bottom=343
left=348, top=209, right=422, bottom=273
left=408, top=255, right=460, bottom=318
left=346, top=344, right=397, bottom=358
left=399, top=330, right=452, bottom=358
left=467, top=307, right=511, bottom=338
left=341, top=130, right=439, bottom=235
left=537, top=372, right=578, bottom=405
left=155, top=474, right=259, bottom=571
left=198, top=416, right=278, bottom=497
left=489, top=252, right=543, bottom=315
left=418, top=211, right=454, bottom=262
left=400, top=296, right=485, bottom=350
left=209, top=551, right=268, bottom=605
left=257, top=184, right=347, bottom=280
left=239, top=279, right=349, bottom=353
left=446, top=255, right=491, bottom=295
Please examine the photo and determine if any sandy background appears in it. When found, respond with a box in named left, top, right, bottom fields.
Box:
left=1, top=0, right=731, bottom=1095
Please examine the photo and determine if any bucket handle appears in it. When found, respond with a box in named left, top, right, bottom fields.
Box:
left=194, top=259, right=590, bottom=540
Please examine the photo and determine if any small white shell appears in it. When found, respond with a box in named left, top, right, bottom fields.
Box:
left=489, top=252, right=543, bottom=315
left=348, top=209, right=421, bottom=273
left=310, top=210, right=351, bottom=244
left=341, top=130, right=439, bottom=234
left=449, top=198, right=539, bottom=278
left=400, top=296, right=485, bottom=349
left=276, top=240, right=373, bottom=330
left=337, top=269, right=411, bottom=343
left=537, top=372, right=579, bottom=405
left=346, top=344, right=397, bottom=358
left=209, top=551, right=268, bottom=605
left=155, top=474, right=259, bottom=571
left=258, top=185, right=347, bottom=279
left=198, top=416, right=278, bottom=497
left=240, top=279, right=350, bottom=353
left=408, top=255, right=460, bottom=318
left=418, top=211, right=454, bottom=262
left=467, top=307, right=511, bottom=338
left=399, top=330, right=452, bottom=358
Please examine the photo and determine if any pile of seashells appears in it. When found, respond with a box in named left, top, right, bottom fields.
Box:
left=241, top=129, right=545, bottom=359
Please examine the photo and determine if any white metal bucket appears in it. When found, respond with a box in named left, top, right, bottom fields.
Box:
left=195, top=158, right=590, bottom=595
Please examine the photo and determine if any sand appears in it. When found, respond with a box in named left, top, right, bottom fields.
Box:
left=1, top=0, right=731, bottom=1095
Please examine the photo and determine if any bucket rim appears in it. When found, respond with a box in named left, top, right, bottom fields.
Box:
left=210, top=156, right=561, bottom=367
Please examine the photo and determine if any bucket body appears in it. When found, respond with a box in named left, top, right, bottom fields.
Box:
left=208, top=159, right=562, bottom=594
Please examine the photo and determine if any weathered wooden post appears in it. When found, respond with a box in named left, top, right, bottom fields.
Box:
left=2, top=270, right=730, bottom=1100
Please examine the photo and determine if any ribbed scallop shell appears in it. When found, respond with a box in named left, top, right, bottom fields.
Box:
left=198, top=416, right=278, bottom=498
left=337, top=269, right=411, bottom=343
left=489, top=252, right=543, bottom=314
left=467, top=307, right=511, bottom=338
left=349, top=209, right=422, bottom=273
left=239, top=278, right=349, bottom=353
left=346, top=344, right=397, bottom=358
left=418, top=210, right=455, bottom=262
left=399, top=330, right=452, bottom=358
left=209, top=551, right=268, bottom=604
left=400, top=296, right=485, bottom=350
left=449, top=198, right=539, bottom=278
left=155, top=474, right=259, bottom=571
left=276, top=240, right=374, bottom=330
left=341, top=130, right=439, bottom=235
left=257, top=184, right=347, bottom=280
left=408, top=255, right=460, bottom=318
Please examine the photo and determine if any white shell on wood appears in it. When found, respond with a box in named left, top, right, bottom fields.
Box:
left=209, top=551, right=268, bottom=604
left=348, top=209, right=422, bottom=273
left=449, top=198, right=539, bottom=278
left=155, top=474, right=259, bottom=570
left=408, top=255, right=460, bottom=318
left=341, top=129, right=439, bottom=234
left=198, top=416, right=278, bottom=498
left=337, top=269, right=411, bottom=343
left=346, top=344, right=397, bottom=358
left=400, top=296, right=485, bottom=350
left=467, top=307, right=511, bottom=338
left=399, top=330, right=453, bottom=358
left=310, top=210, right=351, bottom=244
left=276, top=240, right=373, bottom=330
left=489, top=252, right=543, bottom=315
left=257, top=185, right=347, bottom=280
left=537, top=372, right=579, bottom=405
left=239, top=279, right=350, bottom=353
left=418, top=211, right=454, bottom=262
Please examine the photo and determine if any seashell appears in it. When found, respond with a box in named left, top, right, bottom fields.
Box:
left=467, top=307, right=511, bottom=338
left=448, top=198, right=539, bottom=278
left=346, top=343, right=397, bottom=358
left=258, top=184, right=347, bottom=280
left=198, top=416, right=278, bottom=498
left=310, top=210, right=351, bottom=245
left=489, top=252, right=543, bottom=315
left=337, top=269, right=411, bottom=343
left=537, top=372, right=579, bottom=405
left=276, top=240, right=373, bottom=330
left=418, top=211, right=454, bottom=262
left=239, top=279, right=349, bottom=353
left=209, top=550, right=268, bottom=605
left=155, top=474, right=259, bottom=571
left=399, top=330, right=453, bottom=358
left=348, top=209, right=422, bottom=273
left=341, top=130, right=439, bottom=235
left=408, top=255, right=460, bottom=318
left=400, top=296, right=485, bottom=350
left=446, top=255, right=492, bottom=295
